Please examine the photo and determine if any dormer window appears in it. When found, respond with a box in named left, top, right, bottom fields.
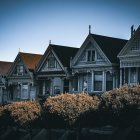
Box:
left=87, top=50, right=95, bottom=62
left=17, top=65, right=24, bottom=76
left=48, top=57, right=55, bottom=68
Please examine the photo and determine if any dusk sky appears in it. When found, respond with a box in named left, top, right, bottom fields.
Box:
left=0, top=0, right=140, bottom=62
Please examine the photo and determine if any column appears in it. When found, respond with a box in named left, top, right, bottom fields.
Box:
left=20, top=83, right=22, bottom=100
left=78, top=76, right=80, bottom=92
left=69, top=79, right=72, bottom=93
left=120, top=68, right=122, bottom=87
left=28, top=83, right=30, bottom=99
left=0, top=87, right=2, bottom=103
left=123, top=68, right=125, bottom=84
left=43, top=81, right=45, bottom=95
left=138, top=67, right=140, bottom=84
left=113, top=72, right=115, bottom=89
left=50, top=78, right=53, bottom=96
left=61, top=78, right=64, bottom=93
left=136, top=67, right=138, bottom=84
left=102, top=71, right=105, bottom=92
left=128, top=68, right=131, bottom=85
left=91, top=71, right=94, bottom=92
left=87, top=72, right=88, bottom=92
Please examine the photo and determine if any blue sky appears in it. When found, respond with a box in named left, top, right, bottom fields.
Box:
left=0, top=0, right=140, bottom=62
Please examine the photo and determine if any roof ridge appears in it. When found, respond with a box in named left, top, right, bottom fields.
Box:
left=91, top=33, right=128, bottom=41
left=0, top=61, right=12, bottom=63
left=50, top=44, right=79, bottom=49
left=19, top=51, right=43, bottom=56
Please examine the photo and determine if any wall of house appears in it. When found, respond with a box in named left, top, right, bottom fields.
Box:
left=70, top=69, right=118, bottom=94
left=8, top=78, right=36, bottom=101
left=75, top=43, right=107, bottom=67
left=120, top=67, right=140, bottom=86
left=38, top=77, right=66, bottom=96
left=0, top=76, right=7, bottom=103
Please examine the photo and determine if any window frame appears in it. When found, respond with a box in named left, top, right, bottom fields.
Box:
left=48, top=57, right=55, bottom=68
left=94, top=71, right=103, bottom=92
left=17, top=65, right=24, bottom=76
left=87, top=49, right=96, bottom=62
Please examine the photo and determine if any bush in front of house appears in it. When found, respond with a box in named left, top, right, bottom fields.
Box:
left=101, top=84, right=140, bottom=127
left=1, top=84, right=140, bottom=129
left=0, top=104, right=15, bottom=127
left=0, top=100, right=42, bottom=129
left=43, top=93, right=101, bottom=128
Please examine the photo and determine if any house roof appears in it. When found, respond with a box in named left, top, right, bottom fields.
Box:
left=19, top=52, right=42, bottom=70
left=91, top=34, right=128, bottom=63
left=118, top=25, right=140, bottom=57
left=50, top=44, right=79, bottom=67
left=0, top=61, right=12, bottom=75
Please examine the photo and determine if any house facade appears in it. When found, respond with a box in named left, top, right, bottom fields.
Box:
left=7, top=52, right=42, bottom=101
left=36, top=44, right=78, bottom=96
left=0, top=61, right=12, bottom=103
left=118, top=26, right=140, bottom=86
left=2, top=26, right=139, bottom=99
left=71, top=34, right=127, bottom=94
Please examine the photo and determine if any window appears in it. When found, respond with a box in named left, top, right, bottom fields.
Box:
left=21, top=84, right=28, bottom=99
left=54, top=86, right=61, bottom=94
left=48, top=57, right=55, bottom=68
left=72, top=77, right=78, bottom=91
left=87, top=50, right=95, bottom=62
left=94, top=71, right=102, bottom=91
left=17, top=65, right=24, bottom=75
left=106, top=71, right=113, bottom=91
left=130, top=68, right=137, bottom=83
left=45, top=80, right=51, bottom=94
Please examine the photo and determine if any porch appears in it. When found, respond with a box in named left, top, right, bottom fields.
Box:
left=7, top=82, right=36, bottom=101
left=120, top=67, right=140, bottom=86
left=70, top=69, right=119, bottom=94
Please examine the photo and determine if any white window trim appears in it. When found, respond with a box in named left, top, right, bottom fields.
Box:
left=86, top=49, right=96, bottom=62
left=93, top=71, right=103, bottom=92
left=47, top=57, right=56, bottom=68
left=17, top=65, right=24, bottom=76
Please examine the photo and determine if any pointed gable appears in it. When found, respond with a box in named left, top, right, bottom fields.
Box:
left=118, top=26, right=140, bottom=57
left=36, top=44, right=79, bottom=73
left=41, top=51, right=63, bottom=72
left=72, top=34, right=127, bottom=67
left=91, top=34, right=127, bottom=63
left=8, top=52, right=42, bottom=76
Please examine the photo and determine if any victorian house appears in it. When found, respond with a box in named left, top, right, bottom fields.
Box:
left=7, top=52, right=42, bottom=101
left=36, top=44, right=78, bottom=96
left=71, top=33, right=127, bottom=94
left=0, top=61, right=12, bottom=103
left=118, top=25, right=140, bottom=86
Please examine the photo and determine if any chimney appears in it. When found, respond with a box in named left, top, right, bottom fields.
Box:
left=131, top=25, right=134, bottom=37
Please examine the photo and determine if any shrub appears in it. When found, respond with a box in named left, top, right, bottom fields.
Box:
left=43, top=93, right=101, bottom=127
left=101, top=84, right=140, bottom=126
left=0, top=100, right=41, bottom=128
